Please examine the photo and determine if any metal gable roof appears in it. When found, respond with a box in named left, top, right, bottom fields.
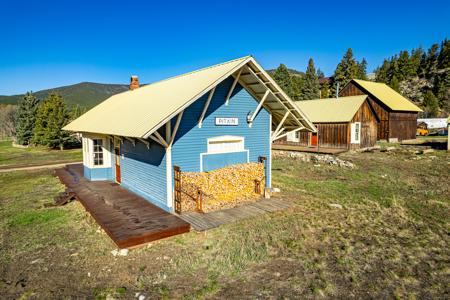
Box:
left=64, top=56, right=315, bottom=138
left=294, top=96, right=367, bottom=123
left=352, top=79, right=422, bottom=112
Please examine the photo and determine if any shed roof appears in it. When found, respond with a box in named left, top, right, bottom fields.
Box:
left=294, top=95, right=367, bottom=123
left=351, top=79, right=422, bottom=112
left=64, top=56, right=315, bottom=138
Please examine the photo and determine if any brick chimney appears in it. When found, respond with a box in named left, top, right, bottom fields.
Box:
left=130, top=75, right=139, bottom=90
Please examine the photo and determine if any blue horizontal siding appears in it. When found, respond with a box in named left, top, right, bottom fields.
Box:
left=202, top=150, right=248, bottom=172
left=83, top=165, right=111, bottom=181
left=172, top=76, right=271, bottom=186
left=119, top=140, right=169, bottom=211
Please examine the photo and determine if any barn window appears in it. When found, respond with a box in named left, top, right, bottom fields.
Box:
left=207, top=136, right=245, bottom=154
left=351, top=122, right=361, bottom=144
left=93, top=138, right=104, bottom=166
left=287, top=131, right=300, bottom=142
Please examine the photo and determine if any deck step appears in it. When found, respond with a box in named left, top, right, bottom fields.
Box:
left=179, top=198, right=292, bottom=231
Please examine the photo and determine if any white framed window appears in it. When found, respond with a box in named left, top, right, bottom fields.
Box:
left=81, top=135, right=111, bottom=168
left=207, top=135, right=245, bottom=154
left=351, top=122, right=361, bottom=144
left=287, top=131, right=300, bottom=142
left=93, top=139, right=104, bottom=166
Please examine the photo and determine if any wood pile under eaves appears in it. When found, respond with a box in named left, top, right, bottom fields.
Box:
left=180, top=163, right=264, bottom=213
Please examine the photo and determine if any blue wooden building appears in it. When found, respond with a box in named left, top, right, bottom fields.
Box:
left=64, top=56, right=315, bottom=212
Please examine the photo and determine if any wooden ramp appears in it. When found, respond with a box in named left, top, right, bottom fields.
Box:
left=179, top=198, right=292, bottom=231
left=55, top=164, right=190, bottom=249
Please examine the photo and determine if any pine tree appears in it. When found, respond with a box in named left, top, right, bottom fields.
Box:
left=374, top=39, right=450, bottom=115
left=70, top=104, right=85, bottom=121
left=397, top=50, right=415, bottom=80
left=424, top=44, right=440, bottom=79
left=302, top=58, right=320, bottom=100
left=356, top=58, right=368, bottom=80
left=321, top=80, right=330, bottom=98
left=33, top=93, right=72, bottom=149
left=316, top=68, right=325, bottom=79
left=437, top=39, right=450, bottom=70
left=375, top=59, right=390, bottom=83
left=423, top=90, right=439, bottom=117
left=410, top=47, right=424, bottom=76
left=435, top=71, right=450, bottom=110
left=290, top=75, right=304, bottom=101
left=387, top=56, right=400, bottom=84
left=15, top=92, right=40, bottom=145
left=331, top=48, right=359, bottom=96
left=272, top=64, right=293, bottom=97
left=390, top=75, right=400, bottom=92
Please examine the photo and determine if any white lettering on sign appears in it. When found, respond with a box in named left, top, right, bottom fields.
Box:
left=215, top=117, right=239, bottom=126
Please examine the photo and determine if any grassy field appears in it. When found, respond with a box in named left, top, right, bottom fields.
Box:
left=0, top=140, right=82, bottom=168
left=0, top=147, right=449, bottom=299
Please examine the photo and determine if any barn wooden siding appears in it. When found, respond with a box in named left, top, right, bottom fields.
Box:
left=316, top=123, right=349, bottom=148
left=274, top=123, right=349, bottom=149
left=274, top=132, right=309, bottom=146
left=389, top=112, right=418, bottom=140
left=340, top=82, right=417, bottom=141
left=349, top=101, right=378, bottom=149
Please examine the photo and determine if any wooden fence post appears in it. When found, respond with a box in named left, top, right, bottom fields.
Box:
left=174, top=166, right=182, bottom=214
left=196, top=188, right=203, bottom=212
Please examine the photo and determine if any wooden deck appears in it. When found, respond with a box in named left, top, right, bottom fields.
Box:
left=179, top=198, right=292, bottom=231
left=55, top=164, right=190, bottom=249
left=272, top=143, right=348, bottom=154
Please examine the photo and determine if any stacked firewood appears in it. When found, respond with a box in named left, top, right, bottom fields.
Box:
left=180, top=163, right=264, bottom=213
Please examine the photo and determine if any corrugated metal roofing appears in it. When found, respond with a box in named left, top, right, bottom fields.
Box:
left=64, top=56, right=315, bottom=138
left=294, top=95, right=367, bottom=123
left=352, top=79, right=422, bottom=112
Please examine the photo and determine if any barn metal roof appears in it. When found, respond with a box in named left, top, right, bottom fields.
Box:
left=294, top=95, right=367, bottom=123
left=64, top=56, right=316, bottom=139
left=352, top=79, right=422, bottom=112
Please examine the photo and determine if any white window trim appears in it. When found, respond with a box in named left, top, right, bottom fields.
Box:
left=286, top=131, right=299, bottom=142
left=350, top=122, right=361, bottom=144
left=206, top=135, right=245, bottom=154
left=82, top=134, right=112, bottom=169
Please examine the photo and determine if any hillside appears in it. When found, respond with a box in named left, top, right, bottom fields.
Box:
left=0, top=68, right=299, bottom=109
left=0, top=82, right=129, bottom=109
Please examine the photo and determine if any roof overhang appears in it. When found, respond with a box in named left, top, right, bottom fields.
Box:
left=141, top=57, right=317, bottom=140
left=65, top=56, right=316, bottom=145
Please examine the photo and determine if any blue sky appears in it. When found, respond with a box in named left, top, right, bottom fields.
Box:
left=0, top=0, right=449, bottom=95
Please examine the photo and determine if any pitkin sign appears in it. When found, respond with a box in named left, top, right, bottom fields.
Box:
left=215, top=117, right=239, bottom=126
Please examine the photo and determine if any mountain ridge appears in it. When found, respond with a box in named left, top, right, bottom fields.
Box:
left=0, top=68, right=304, bottom=109
left=0, top=82, right=130, bottom=109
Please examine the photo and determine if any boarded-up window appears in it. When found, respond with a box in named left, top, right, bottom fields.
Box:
left=207, top=136, right=244, bottom=154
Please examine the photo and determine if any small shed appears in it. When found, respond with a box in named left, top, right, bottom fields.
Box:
left=340, top=79, right=422, bottom=141
left=274, top=95, right=378, bottom=150
left=64, top=56, right=315, bottom=212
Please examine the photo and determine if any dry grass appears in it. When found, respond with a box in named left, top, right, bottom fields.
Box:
left=0, top=140, right=82, bottom=168
left=0, top=148, right=449, bottom=299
